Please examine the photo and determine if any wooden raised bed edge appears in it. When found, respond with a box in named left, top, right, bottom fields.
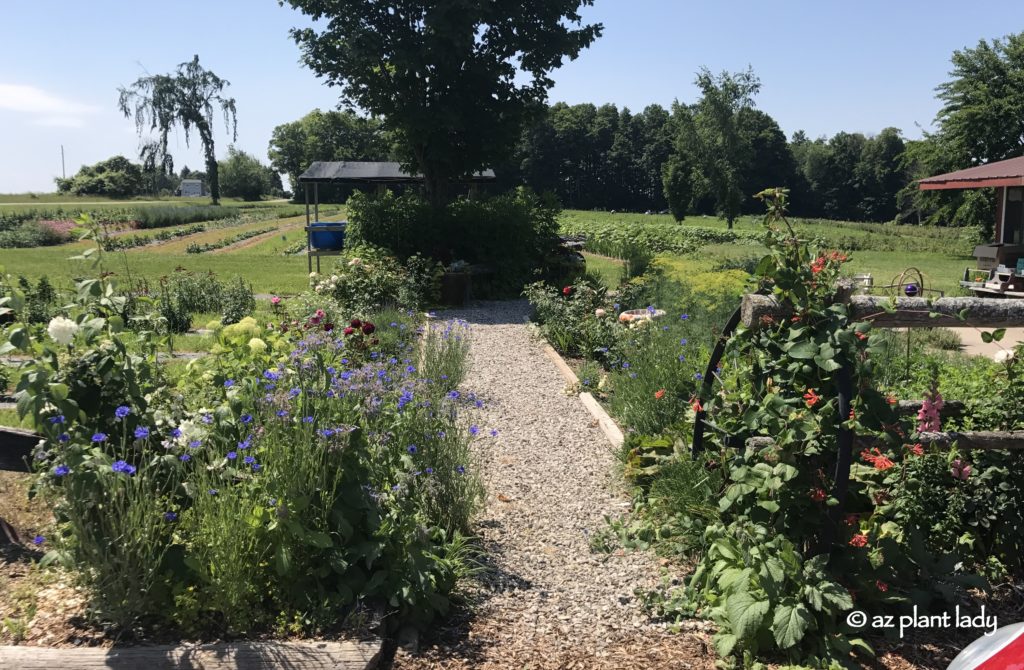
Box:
left=0, top=639, right=382, bottom=670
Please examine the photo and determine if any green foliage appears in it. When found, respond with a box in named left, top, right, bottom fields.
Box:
left=559, top=215, right=760, bottom=258
left=220, top=277, right=256, bottom=325
left=420, top=319, right=472, bottom=393
left=16, top=276, right=57, bottom=324
left=310, top=244, right=443, bottom=315
left=283, top=0, right=602, bottom=205
left=157, top=269, right=255, bottom=333
left=185, top=226, right=276, bottom=254
left=268, top=109, right=393, bottom=195
left=135, top=205, right=235, bottom=229
left=346, top=188, right=561, bottom=295
left=118, top=55, right=238, bottom=205
left=218, top=146, right=273, bottom=201
left=54, top=155, right=145, bottom=198
left=522, top=276, right=617, bottom=360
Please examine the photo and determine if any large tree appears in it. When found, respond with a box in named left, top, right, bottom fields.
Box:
left=118, top=55, right=237, bottom=204
left=268, top=109, right=391, bottom=192
left=281, top=0, right=602, bottom=207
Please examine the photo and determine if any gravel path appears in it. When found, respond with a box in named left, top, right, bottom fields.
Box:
left=390, top=301, right=712, bottom=670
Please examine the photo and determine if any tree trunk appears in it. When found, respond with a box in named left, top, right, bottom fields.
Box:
left=414, top=145, right=451, bottom=209
left=199, top=123, right=219, bottom=205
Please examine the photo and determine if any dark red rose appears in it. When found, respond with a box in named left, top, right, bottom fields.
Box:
left=350, top=319, right=362, bottom=328
left=323, top=323, right=334, bottom=332
left=343, top=327, right=355, bottom=336
left=361, top=322, right=376, bottom=335
left=562, top=286, right=572, bottom=296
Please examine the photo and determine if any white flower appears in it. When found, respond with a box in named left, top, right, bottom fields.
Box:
left=995, top=349, right=1015, bottom=364
left=309, top=272, right=319, bottom=278
left=595, top=308, right=607, bottom=318
left=248, top=337, right=267, bottom=353
left=348, top=258, right=362, bottom=267
left=47, top=316, right=78, bottom=346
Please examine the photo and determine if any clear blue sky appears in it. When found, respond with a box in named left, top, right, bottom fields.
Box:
left=0, top=1, right=1020, bottom=193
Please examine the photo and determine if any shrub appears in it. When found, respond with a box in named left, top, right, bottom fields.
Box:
left=311, top=245, right=442, bottom=315
left=220, top=277, right=255, bottom=325
left=346, top=188, right=561, bottom=296
left=523, top=276, right=617, bottom=360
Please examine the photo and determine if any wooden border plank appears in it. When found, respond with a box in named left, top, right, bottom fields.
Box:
left=0, top=639, right=382, bottom=670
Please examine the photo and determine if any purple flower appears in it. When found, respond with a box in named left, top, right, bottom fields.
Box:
left=201, top=414, right=213, bottom=424
left=208, top=488, right=219, bottom=495
left=179, top=454, right=191, bottom=462
left=303, top=416, right=314, bottom=423
left=263, top=370, right=280, bottom=381
left=91, top=432, right=108, bottom=443
left=276, top=409, right=288, bottom=418
left=244, top=455, right=255, bottom=464
left=251, top=463, right=262, bottom=472
left=48, top=415, right=66, bottom=425
left=227, top=451, right=237, bottom=460
left=238, top=437, right=252, bottom=450
left=32, top=535, right=44, bottom=546
left=53, top=464, right=70, bottom=476
left=240, top=414, right=253, bottom=424
left=170, top=428, right=183, bottom=438
left=469, top=425, right=479, bottom=436
left=694, top=372, right=703, bottom=381
left=58, top=433, right=70, bottom=443
left=425, top=467, right=434, bottom=475
left=447, top=390, right=460, bottom=399
left=111, top=460, right=136, bottom=475
left=114, top=405, right=131, bottom=419
left=224, top=379, right=235, bottom=387
left=456, top=465, right=466, bottom=475
left=680, top=313, right=689, bottom=320
left=164, top=511, right=178, bottom=522
left=490, top=429, right=499, bottom=437
left=134, top=426, right=150, bottom=439
left=408, top=445, right=418, bottom=454
left=188, top=439, right=202, bottom=448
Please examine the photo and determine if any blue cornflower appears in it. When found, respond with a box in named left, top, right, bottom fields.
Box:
left=440, top=374, right=448, bottom=380
left=58, top=433, right=70, bottom=443
left=456, top=465, right=466, bottom=475
left=680, top=313, right=689, bottom=320
left=490, top=429, right=499, bottom=437
left=425, top=467, right=434, bottom=475
left=53, top=464, right=70, bottom=477
left=188, top=439, right=202, bottom=448
left=389, top=357, right=398, bottom=365
left=447, top=390, right=460, bottom=399
left=164, top=512, right=178, bottom=522
left=629, top=372, right=637, bottom=379
left=327, top=366, right=336, bottom=375
left=48, top=415, right=66, bottom=425
left=251, top=463, right=262, bottom=472
left=263, top=370, right=280, bottom=381
left=438, top=430, right=446, bottom=438
left=647, top=305, right=656, bottom=314
left=680, top=338, right=688, bottom=346
left=469, top=425, right=479, bottom=436
left=303, top=416, right=314, bottom=423
left=678, top=355, right=686, bottom=362
left=201, top=414, right=213, bottom=424
left=240, top=414, right=253, bottom=424
left=340, top=371, right=352, bottom=381
left=91, top=432, right=108, bottom=443
left=289, top=387, right=301, bottom=398
left=32, top=535, right=44, bottom=546
left=622, top=362, right=630, bottom=369
left=224, top=379, right=235, bottom=388
left=613, top=303, right=620, bottom=310
left=171, top=428, right=183, bottom=439
left=319, top=428, right=335, bottom=438
left=111, top=460, right=136, bottom=475
left=114, top=405, right=131, bottom=419
left=390, top=322, right=398, bottom=327
left=276, top=409, right=288, bottom=417
left=238, top=437, right=252, bottom=449
left=408, top=445, right=418, bottom=454
left=475, top=400, right=483, bottom=408
left=244, top=455, right=255, bottom=465
left=227, top=451, right=237, bottom=460
left=341, top=358, right=349, bottom=365
left=179, top=454, right=191, bottom=462
left=208, top=489, right=219, bottom=495
left=406, top=365, right=416, bottom=373
left=694, top=372, right=703, bottom=381
left=134, top=426, right=150, bottom=439
left=370, top=352, right=379, bottom=360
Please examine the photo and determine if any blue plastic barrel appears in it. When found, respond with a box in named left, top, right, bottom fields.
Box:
left=309, top=221, right=346, bottom=250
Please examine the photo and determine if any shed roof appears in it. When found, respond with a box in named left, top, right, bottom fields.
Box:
left=298, top=161, right=496, bottom=184
left=918, top=155, right=1024, bottom=190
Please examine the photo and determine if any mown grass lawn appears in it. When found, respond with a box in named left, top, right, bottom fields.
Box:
left=582, top=251, right=625, bottom=287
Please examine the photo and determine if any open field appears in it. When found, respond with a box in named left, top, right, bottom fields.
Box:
left=0, top=194, right=291, bottom=207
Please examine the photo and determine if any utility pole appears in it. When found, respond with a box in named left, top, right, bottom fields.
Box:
left=60, top=145, right=66, bottom=179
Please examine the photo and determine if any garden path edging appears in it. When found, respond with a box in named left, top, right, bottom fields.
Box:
left=541, top=343, right=625, bottom=448
left=0, top=638, right=382, bottom=669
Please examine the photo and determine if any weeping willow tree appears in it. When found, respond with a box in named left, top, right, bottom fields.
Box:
left=118, top=55, right=237, bottom=204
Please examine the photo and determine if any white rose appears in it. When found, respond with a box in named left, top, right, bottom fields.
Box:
left=348, top=258, right=362, bottom=267
left=995, top=349, right=1015, bottom=364
left=47, top=316, right=78, bottom=347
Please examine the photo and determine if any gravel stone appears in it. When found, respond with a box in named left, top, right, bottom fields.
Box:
left=390, top=301, right=712, bottom=669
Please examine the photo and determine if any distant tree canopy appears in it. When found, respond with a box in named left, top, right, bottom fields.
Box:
left=55, top=155, right=144, bottom=197
left=902, top=31, right=1024, bottom=231
left=267, top=109, right=393, bottom=192
left=218, top=146, right=276, bottom=201
left=118, top=55, right=237, bottom=204
left=281, top=0, right=602, bottom=206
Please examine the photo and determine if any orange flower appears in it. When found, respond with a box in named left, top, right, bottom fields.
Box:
left=849, top=533, right=868, bottom=548
left=654, top=389, right=666, bottom=400
left=860, top=448, right=895, bottom=471
left=803, top=389, right=821, bottom=408
left=886, top=395, right=897, bottom=405
left=690, top=397, right=703, bottom=412
left=855, top=332, right=868, bottom=341
left=908, top=443, right=924, bottom=456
